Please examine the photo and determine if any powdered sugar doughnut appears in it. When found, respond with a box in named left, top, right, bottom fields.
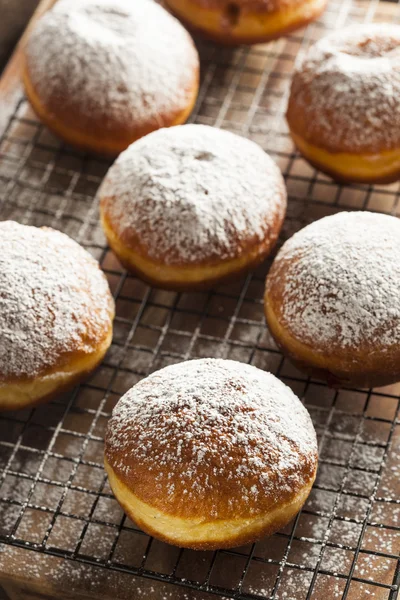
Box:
left=99, top=124, right=287, bottom=290
left=105, top=358, right=318, bottom=549
left=286, top=24, right=400, bottom=184
left=165, top=0, right=327, bottom=45
left=22, top=0, right=199, bottom=155
left=0, top=221, right=114, bottom=411
left=265, top=211, right=400, bottom=388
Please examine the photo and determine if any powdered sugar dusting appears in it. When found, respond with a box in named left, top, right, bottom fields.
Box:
left=0, top=221, right=114, bottom=381
left=105, top=358, right=317, bottom=517
left=99, top=125, right=286, bottom=265
left=268, top=211, right=400, bottom=349
left=288, top=24, right=400, bottom=153
left=25, top=0, right=198, bottom=131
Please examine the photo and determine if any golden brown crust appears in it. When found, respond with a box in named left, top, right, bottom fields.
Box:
left=100, top=202, right=285, bottom=291
left=101, top=197, right=284, bottom=269
left=132, top=517, right=285, bottom=550
left=0, top=221, right=114, bottom=409
left=105, top=359, right=318, bottom=521
left=182, top=0, right=292, bottom=13
left=265, top=295, right=400, bottom=388
left=107, top=433, right=317, bottom=520
left=264, top=212, right=400, bottom=389
left=168, top=9, right=324, bottom=45
left=98, top=124, right=287, bottom=290
left=308, top=161, right=400, bottom=186
left=286, top=25, right=400, bottom=156
left=130, top=510, right=300, bottom=550
left=0, top=332, right=112, bottom=411
left=287, top=131, right=400, bottom=184
left=23, top=63, right=199, bottom=156
left=22, top=0, right=200, bottom=155
left=2, top=323, right=113, bottom=388
left=165, top=0, right=327, bottom=45
left=104, top=360, right=318, bottom=548
left=105, top=457, right=315, bottom=550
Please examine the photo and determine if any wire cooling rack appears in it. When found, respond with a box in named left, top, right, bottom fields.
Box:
left=0, top=0, right=400, bottom=598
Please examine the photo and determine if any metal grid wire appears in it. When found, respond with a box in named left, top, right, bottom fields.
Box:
left=0, top=0, right=400, bottom=598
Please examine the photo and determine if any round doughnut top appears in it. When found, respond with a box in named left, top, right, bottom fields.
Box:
left=105, top=358, right=317, bottom=519
left=287, top=24, right=400, bottom=153
left=0, top=222, right=114, bottom=383
left=25, top=0, right=198, bottom=134
left=267, top=212, right=400, bottom=353
left=99, top=125, right=286, bottom=265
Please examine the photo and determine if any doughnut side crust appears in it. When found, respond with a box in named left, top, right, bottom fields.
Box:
left=100, top=198, right=284, bottom=291
left=0, top=222, right=115, bottom=410
left=264, top=211, right=400, bottom=388
left=286, top=24, right=400, bottom=160
left=0, top=329, right=112, bottom=411
left=105, top=456, right=315, bottom=550
left=105, top=359, right=318, bottom=550
left=22, top=0, right=200, bottom=154
left=23, top=64, right=199, bottom=156
left=265, top=292, right=400, bottom=388
left=288, top=129, right=400, bottom=184
left=165, top=0, right=327, bottom=44
left=99, top=125, right=287, bottom=290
